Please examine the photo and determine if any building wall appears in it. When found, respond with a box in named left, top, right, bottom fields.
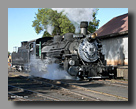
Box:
left=101, top=34, right=128, bottom=66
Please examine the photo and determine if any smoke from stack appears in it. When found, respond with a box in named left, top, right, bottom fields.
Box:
left=46, top=23, right=54, bottom=35
left=52, top=8, right=96, bottom=33
left=46, top=8, right=96, bottom=35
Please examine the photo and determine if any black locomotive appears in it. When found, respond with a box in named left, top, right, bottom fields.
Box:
left=41, top=21, right=113, bottom=79
left=12, top=21, right=115, bottom=80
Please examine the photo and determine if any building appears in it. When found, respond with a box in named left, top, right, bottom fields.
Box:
left=95, top=13, right=128, bottom=79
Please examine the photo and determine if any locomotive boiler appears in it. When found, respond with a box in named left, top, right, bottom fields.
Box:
left=41, top=21, right=110, bottom=80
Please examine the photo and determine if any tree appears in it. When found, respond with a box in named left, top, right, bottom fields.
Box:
left=8, top=51, right=10, bottom=56
left=8, top=51, right=11, bottom=58
left=88, top=9, right=100, bottom=33
left=32, top=8, right=75, bottom=37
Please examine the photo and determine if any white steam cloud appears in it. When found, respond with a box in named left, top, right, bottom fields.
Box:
left=46, top=23, right=54, bottom=35
left=52, top=8, right=96, bottom=33
left=29, top=55, right=73, bottom=80
left=42, top=63, right=73, bottom=80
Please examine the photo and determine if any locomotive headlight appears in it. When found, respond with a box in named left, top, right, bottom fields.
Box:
left=91, top=33, right=97, bottom=39
left=69, top=60, right=75, bottom=66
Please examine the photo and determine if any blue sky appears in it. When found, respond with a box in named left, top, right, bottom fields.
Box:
left=8, top=8, right=128, bottom=53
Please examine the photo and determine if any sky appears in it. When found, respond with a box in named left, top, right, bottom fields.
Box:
left=8, top=8, right=128, bottom=53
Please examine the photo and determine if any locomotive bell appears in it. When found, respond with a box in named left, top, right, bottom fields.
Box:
left=86, top=32, right=97, bottom=42
left=80, top=21, right=88, bottom=35
left=91, top=33, right=97, bottom=39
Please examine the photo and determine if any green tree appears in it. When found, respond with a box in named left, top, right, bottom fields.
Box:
left=43, top=31, right=52, bottom=37
left=32, top=8, right=75, bottom=37
left=8, top=51, right=11, bottom=58
left=88, top=9, right=100, bottom=33
left=8, top=51, right=10, bottom=56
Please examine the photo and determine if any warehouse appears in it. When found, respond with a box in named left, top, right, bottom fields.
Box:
left=95, top=13, right=128, bottom=79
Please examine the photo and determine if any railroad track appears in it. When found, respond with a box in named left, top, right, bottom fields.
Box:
left=67, top=79, right=128, bottom=88
left=91, top=79, right=128, bottom=88
left=8, top=85, right=59, bottom=101
left=28, top=77, right=102, bottom=101
left=8, top=76, right=97, bottom=101
left=31, top=77, right=128, bottom=101
left=8, top=76, right=128, bottom=101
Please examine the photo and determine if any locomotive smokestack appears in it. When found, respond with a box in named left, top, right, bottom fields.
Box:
left=21, top=41, right=28, bottom=47
left=80, top=21, right=88, bottom=35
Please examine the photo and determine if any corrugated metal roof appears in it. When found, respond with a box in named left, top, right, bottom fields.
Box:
left=95, top=13, right=128, bottom=37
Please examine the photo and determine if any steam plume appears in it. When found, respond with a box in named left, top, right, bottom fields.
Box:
left=29, top=55, right=73, bottom=80
left=46, top=23, right=54, bottom=35
left=52, top=8, right=96, bottom=33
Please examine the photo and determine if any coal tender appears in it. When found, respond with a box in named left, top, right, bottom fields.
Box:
left=42, top=21, right=111, bottom=80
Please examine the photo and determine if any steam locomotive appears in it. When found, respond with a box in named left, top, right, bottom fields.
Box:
left=12, top=21, right=115, bottom=80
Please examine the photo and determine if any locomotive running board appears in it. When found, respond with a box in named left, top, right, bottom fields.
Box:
left=88, top=76, right=109, bottom=79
